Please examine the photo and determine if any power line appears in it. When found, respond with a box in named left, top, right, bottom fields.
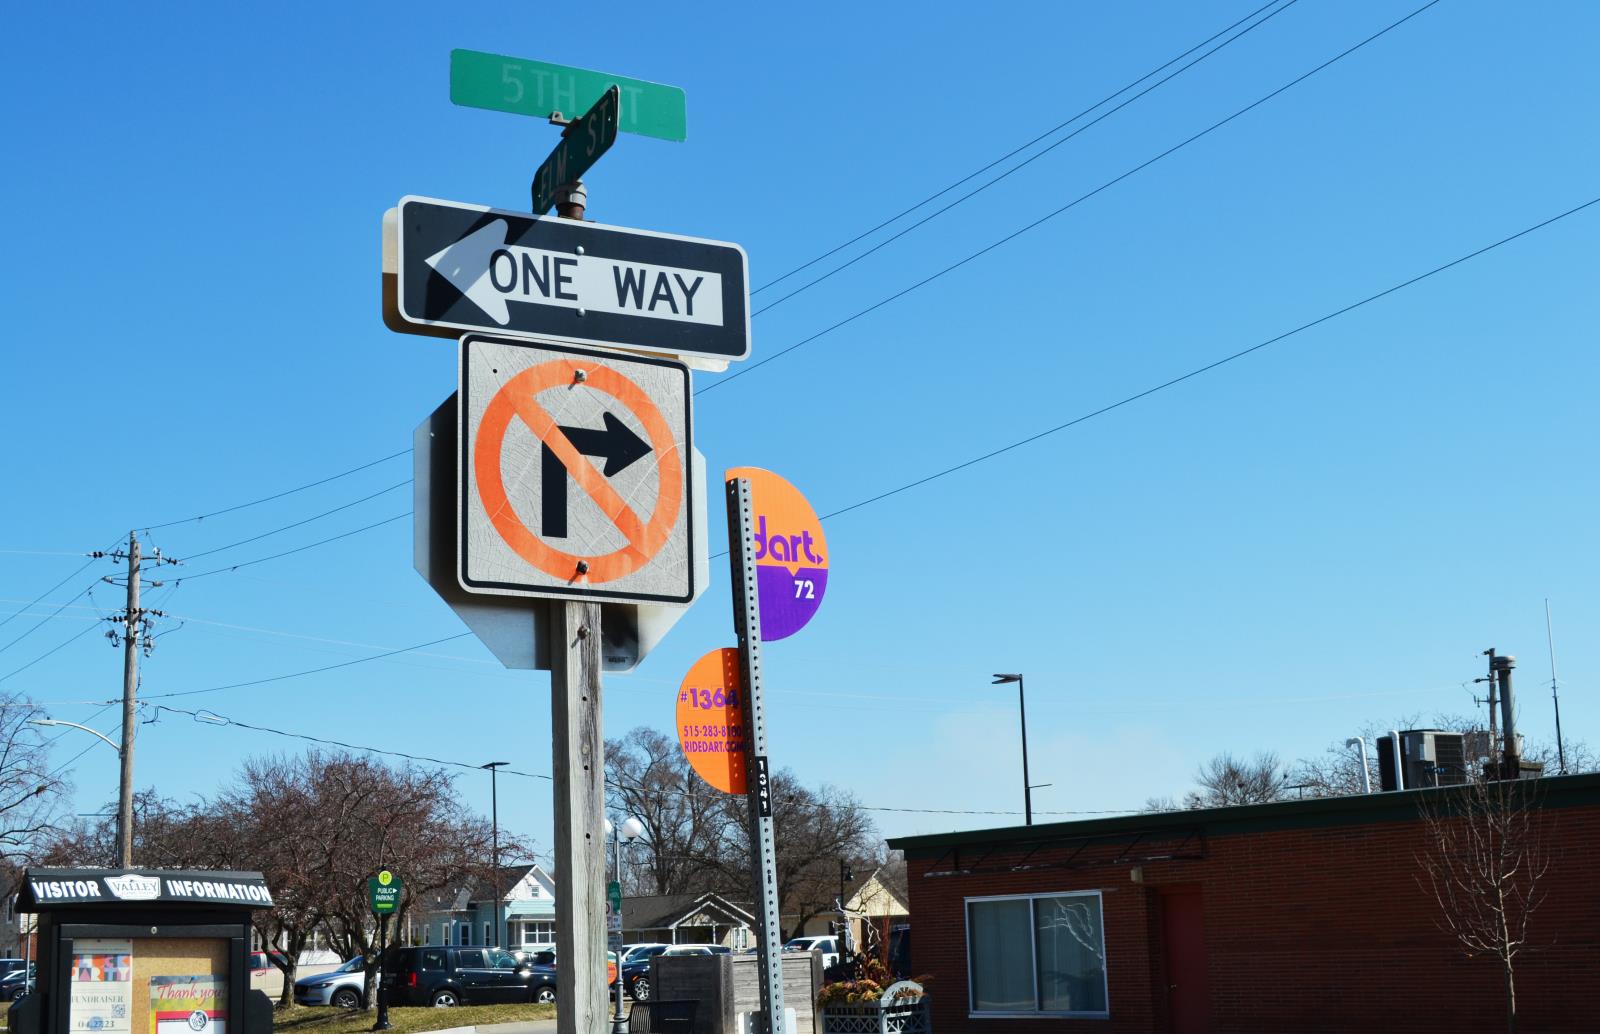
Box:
left=0, top=582, right=99, bottom=657
left=139, top=632, right=475, bottom=700
left=141, top=449, right=411, bottom=532
left=0, top=537, right=121, bottom=635
left=179, top=479, right=412, bottom=561
left=170, top=512, right=410, bottom=584
left=750, top=0, right=1291, bottom=296
left=0, top=621, right=104, bottom=687
left=149, top=702, right=1131, bottom=818
left=814, top=194, right=1600, bottom=524
left=54, top=10, right=1309, bottom=557
left=753, top=0, right=1303, bottom=318
left=702, top=0, right=1445, bottom=396
left=702, top=194, right=1600, bottom=554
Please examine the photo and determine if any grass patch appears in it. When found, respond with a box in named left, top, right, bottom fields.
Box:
left=273, top=1002, right=556, bottom=1034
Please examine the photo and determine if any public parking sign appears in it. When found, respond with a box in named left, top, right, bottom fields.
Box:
left=460, top=335, right=694, bottom=604
left=390, top=196, right=749, bottom=363
left=369, top=870, right=401, bottom=914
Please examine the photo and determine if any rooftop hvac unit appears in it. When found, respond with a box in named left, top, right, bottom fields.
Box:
left=1377, top=730, right=1469, bottom=790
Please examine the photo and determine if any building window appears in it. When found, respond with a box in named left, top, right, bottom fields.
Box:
left=520, top=920, right=555, bottom=946
left=423, top=925, right=431, bottom=945
left=484, top=922, right=493, bottom=946
left=965, top=891, right=1108, bottom=1017
left=459, top=923, right=470, bottom=946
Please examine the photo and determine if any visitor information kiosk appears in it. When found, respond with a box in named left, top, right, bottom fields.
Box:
left=11, top=869, right=275, bottom=1034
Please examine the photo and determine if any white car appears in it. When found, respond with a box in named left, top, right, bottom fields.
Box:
left=782, top=936, right=840, bottom=969
left=618, top=943, right=671, bottom=963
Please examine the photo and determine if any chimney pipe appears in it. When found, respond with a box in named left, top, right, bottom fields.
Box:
left=1493, top=653, right=1519, bottom=778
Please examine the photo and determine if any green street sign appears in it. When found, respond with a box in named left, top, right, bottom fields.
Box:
left=451, top=49, right=687, bottom=143
left=532, top=86, right=619, bottom=215
left=368, top=870, right=403, bottom=914
left=607, top=880, right=622, bottom=914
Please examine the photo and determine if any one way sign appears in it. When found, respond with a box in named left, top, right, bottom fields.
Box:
left=390, top=195, right=749, bottom=363
left=459, top=334, right=694, bottom=605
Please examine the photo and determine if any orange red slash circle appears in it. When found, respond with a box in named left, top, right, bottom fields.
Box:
left=474, top=359, right=683, bottom=584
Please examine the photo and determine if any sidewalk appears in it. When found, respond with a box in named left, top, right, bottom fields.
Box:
left=429, top=1021, right=561, bottom=1034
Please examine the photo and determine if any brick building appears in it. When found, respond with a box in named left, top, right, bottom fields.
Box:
left=886, top=772, right=1600, bottom=1033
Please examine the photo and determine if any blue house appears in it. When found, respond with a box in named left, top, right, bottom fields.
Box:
left=407, top=864, right=557, bottom=950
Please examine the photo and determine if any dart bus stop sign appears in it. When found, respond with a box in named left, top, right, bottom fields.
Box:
left=387, top=196, right=749, bottom=363
left=459, top=334, right=695, bottom=605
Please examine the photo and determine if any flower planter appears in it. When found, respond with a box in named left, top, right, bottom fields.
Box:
left=819, top=982, right=930, bottom=1034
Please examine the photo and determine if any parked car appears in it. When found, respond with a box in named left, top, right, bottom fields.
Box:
left=618, top=943, right=670, bottom=965
left=0, top=960, right=24, bottom=977
left=520, top=947, right=620, bottom=988
left=782, top=936, right=840, bottom=969
left=619, top=944, right=670, bottom=1001
left=0, top=963, right=35, bottom=1001
left=384, top=946, right=555, bottom=1007
left=248, top=951, right=289, bottom=973
left=293, top=957, right=368, bottom=1009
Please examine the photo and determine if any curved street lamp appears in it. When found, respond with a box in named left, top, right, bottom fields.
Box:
left=991, top=675, right=1033, bottom=825
left=31, top=718, right=130, bottom=857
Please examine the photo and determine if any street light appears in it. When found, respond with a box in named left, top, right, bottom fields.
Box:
left=990, top=675, right=1034, bottom=825
left=606, top=814, right=645, bottom=1034
left=32, top=718, right=130, bottom=860
left=482, top=762, right=510, bottom=948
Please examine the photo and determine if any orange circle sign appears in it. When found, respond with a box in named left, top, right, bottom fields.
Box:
left=474, top=358, right=684, bottom=584
left=676, top=648, right=746, bottom=794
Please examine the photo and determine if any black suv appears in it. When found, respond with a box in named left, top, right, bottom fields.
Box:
left=385, top=946, right=556, bottom=1007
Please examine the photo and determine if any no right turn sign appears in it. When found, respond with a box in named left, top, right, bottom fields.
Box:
left=459, top=334, right=694, bottom=605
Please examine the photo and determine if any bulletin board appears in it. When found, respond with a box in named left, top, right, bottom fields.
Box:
left=67, top=938, right=229, bottom=1034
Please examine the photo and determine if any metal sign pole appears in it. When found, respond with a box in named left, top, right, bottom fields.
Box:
left=727, top=476, right=785, bottom=1034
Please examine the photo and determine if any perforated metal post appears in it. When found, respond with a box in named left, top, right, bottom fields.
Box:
left=727, top=476, right=785, bottom=1034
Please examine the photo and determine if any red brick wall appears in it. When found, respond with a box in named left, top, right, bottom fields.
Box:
left=902, top=800, right=1600, bottom=1033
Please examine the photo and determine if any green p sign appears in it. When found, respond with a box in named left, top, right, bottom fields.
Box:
left=369, top=870, right=402, bottom=915
left=451, top=49, right=687, bottom=142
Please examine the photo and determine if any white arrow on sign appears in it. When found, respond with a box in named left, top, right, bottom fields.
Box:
left=426, top=220, right=725, bottom=329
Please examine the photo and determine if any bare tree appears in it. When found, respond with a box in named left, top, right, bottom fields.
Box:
left=1416, top=776, right=1548, bottom=1034
left=298, top=752, right=505, bottom=1010
left=42, top=751, right=514, bottom=1011
left=0, top=698, right=68, bottom=860
left=1184, top=752, right=1290, bottom=808
left=705, top=771, right=878, bottom=938
left=605, top=728, right=726, bottom=895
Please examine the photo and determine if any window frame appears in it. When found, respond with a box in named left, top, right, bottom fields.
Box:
left=963, top=889, right=1110, bottom=1020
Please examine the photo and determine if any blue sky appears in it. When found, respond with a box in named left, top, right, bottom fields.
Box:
left=2, top=0, right=1596, bottom=860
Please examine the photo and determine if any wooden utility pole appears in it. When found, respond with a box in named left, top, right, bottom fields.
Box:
left=550, top=600, right=606, bottom=1034
left=548, top=181, right=608, bottom=1034
left=117, top=532, right=140, bottom=868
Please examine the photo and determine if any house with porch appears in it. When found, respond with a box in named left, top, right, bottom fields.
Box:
left=620, top=892, right=755, bottom=947
left=407, top=864, right=557, bottom=950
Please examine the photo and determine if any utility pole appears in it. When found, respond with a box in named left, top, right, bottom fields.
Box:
left=99, top=532, right=175, bottom=868
left=1476, top=650, right=1499, bottom=773
left=1546, top=600, right=1567, bottom=775
left=118, top=533, right=140, bottom=869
